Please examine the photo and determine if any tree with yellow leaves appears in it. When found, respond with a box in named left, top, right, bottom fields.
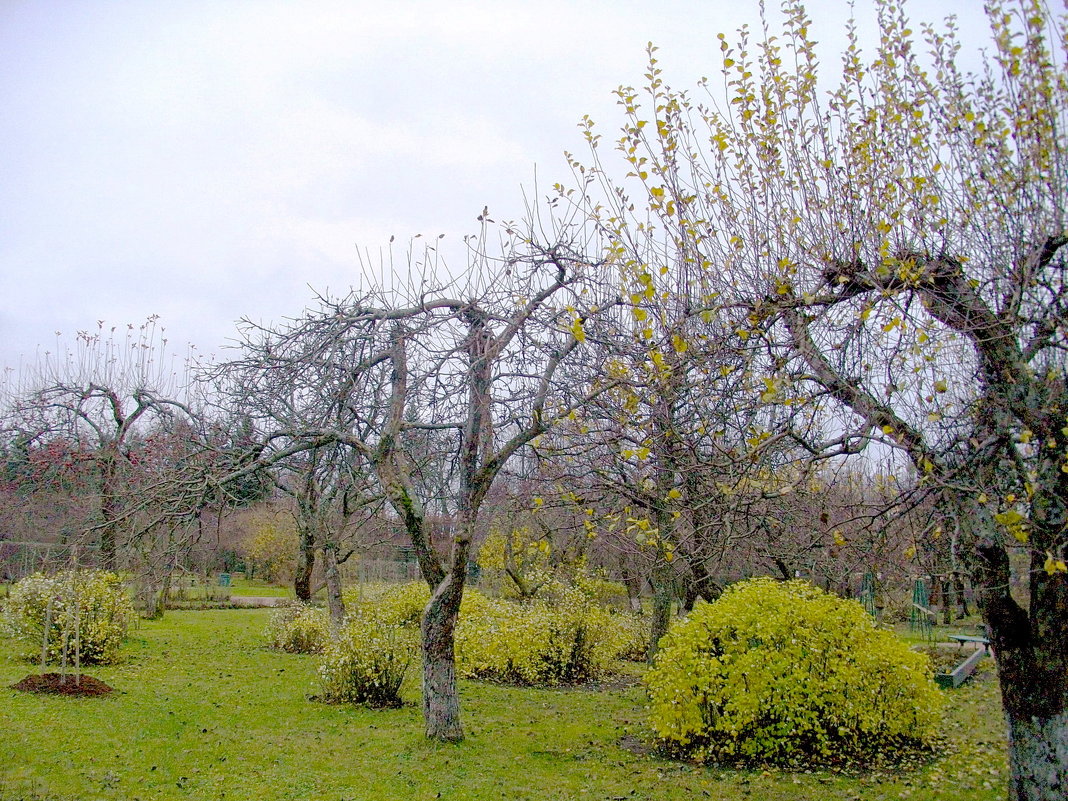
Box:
left=570, top=1, right=1067, bottom=796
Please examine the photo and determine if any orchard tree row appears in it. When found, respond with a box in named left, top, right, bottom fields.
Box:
left=1, top=2, right=1065, bottom=798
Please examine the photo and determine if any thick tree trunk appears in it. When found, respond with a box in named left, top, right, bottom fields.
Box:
left=321, top=543, right=345, bottom=628
left=152, top=570, right=172, bottom=619
left=421, top=573, right=465, bottom=741
left=1006, top=712, right=1068, bottom=801
left=972, top=532, right=1068, bottom=801
left=953, top=571, right=971, bottom=618
left=619, top=564, right=643, bottom=613
left=294, top=528, right=315, bottom=602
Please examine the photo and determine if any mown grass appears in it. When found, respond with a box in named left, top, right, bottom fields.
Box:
left=228, top=576, right=293, bottom=598
left=0, top=609, right=1009, bottom=801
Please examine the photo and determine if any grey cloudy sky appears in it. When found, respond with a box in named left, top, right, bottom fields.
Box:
left=1, top=0, right=984, bottom=375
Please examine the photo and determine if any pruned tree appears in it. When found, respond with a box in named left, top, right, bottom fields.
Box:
left=1, top=320, right=198, bottom=573
left=213, top=223, right=614, bottom=740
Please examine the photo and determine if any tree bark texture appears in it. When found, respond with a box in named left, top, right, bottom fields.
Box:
left=1006, top=711, right=1068, bottom=801
left=421, top=573, right=465, bottom=741
left=293, top=527, right=315, bottom=602
left=648, top=563, right=674, bottom=662
left=321, top=543, right=345, bottom=627
left=969, top=510, right=1068, bottom=801
left=323, top=551, right=344, bottom=625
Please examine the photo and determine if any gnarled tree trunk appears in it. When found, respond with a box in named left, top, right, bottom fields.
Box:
left=421, top=571, right=465, bottom=741
left=968, top=498, right=1068, bottom=801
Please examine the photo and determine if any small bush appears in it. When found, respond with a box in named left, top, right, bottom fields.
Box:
left=571, top=573, right=630, bottom=610
left=342, top=581, right=430, bottom=629
left=1, top=570, right=133, bottom=665
left=645, top=577, right=943, bottom=766
left=608, top=610, right=651, bottom=661
left=264, top=603, right=330, bottom=654
left=317, top=618, right=413, bottom=707
left=456, top=585, right=619, bottom=685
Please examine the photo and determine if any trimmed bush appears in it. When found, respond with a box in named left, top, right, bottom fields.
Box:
left=316, top=618, right=414, bottom=707
left=264, top=603, right=331, bottom=654
left=645, top=577, right=943, bottom=765
left=2, top=570, right=133, bottom=665
left=456, top=585, right=620, bottom=685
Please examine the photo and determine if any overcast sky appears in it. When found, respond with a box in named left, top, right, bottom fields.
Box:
left=1, top=0, right=986, bottom=378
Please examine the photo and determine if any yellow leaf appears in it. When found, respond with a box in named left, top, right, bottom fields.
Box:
left=570, top=317, right=586, bottom=343
left=667, top=488, right=682, bottom=500
left=934, top=379, right=948, bottom=393
left=1044, top=554, right=1067, bottom=575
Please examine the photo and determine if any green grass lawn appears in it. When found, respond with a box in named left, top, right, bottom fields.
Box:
left=0, top=609, right=1009, bottom=801
left=227, top=576, right=293, bottom=598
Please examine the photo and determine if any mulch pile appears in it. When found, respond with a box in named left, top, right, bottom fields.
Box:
left=10, top=673, right=114, bottom=696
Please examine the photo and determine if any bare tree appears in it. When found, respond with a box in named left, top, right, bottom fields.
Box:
left=1, top=320, right=197, bottom=572
left=212, top=224, right=614, bottom=740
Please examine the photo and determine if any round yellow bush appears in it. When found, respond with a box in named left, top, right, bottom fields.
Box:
left=645, top=577, right=943, bottom=765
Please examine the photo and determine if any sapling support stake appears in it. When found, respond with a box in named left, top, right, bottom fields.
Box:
left=41, top=594, right=54, bottom=671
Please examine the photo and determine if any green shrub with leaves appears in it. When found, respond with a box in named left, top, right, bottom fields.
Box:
left=645, top=577, right=943, bottom=765
left=456, top=585, right=619, bottom=685
left=316, top=617, right=414, bottom=707
left=1, top=570, right=133, bottom=665
left=264, top=603, right=331, bottom=654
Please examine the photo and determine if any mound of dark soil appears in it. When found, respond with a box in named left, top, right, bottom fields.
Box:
left=10, top=673, right=114, bottom=696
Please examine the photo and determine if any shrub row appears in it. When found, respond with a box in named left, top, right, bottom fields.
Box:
left=267, top=579, right=648, bottom=702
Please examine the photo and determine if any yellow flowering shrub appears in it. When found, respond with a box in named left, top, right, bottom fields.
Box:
left=645, top=578, right=944, bottom=765
left=316, top=617, right=414, bottom=707
left=2, top=570, right=133, bottom=665
left=609, top=609, right=651, bottom=661
left=455, top=585, right=620, bottom=685
left=264, top=603, right=331, bottom=654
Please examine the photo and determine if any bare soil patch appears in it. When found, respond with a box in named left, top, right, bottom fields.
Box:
left=10, top=673, right=114, bottom=697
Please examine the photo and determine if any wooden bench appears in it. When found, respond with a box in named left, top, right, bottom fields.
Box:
left=947, top=634, right=990, bottom=652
